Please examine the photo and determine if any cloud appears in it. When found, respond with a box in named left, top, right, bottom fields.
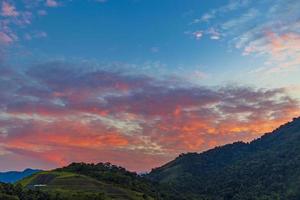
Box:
left=191, top=0, right=300, bottom=72
left=1, top=1, right=19, bottom=17
left=45, top=0, right=59, bottom=7
left=192, top=0, right=250, bottom=24
left=0, top=0, right=47, bottom=52
left=207, top=28, right=221, bottom=40
left=0, top=0, right=110, bottom=62
left=0, top=62, right=299, bottom=171
left=0, top=32, right=15, bottom=44
left=192, top=31, right=203, bottom=40
left=243, top=32, right=300, bottom=72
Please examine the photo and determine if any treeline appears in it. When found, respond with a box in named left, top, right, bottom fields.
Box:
left=0, top=182, right=111, bottom=200
left=0, top=183, right=50, bottom=200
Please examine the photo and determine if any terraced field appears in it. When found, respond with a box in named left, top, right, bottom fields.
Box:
left=19, top=171, right=153, bottom=200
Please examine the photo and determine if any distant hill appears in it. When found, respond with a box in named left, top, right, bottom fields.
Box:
left=18, top=162, right=158, bottom=200
left=148, top=117, right=300, bottom=199
left=0, top=169, right=41, bottom=183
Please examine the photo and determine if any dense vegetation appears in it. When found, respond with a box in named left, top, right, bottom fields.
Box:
left=0, top=183, right=52, bottom=200
left=56, top=162, right=157, bottom=196
left=0, top=181, right=115, bottom=200
left=2, top=117, right=300, bottom=200
left=149, top=117, right=300, bottom=200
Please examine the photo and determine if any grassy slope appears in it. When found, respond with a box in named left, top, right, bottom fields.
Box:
left=19, top=171, right=153, bottom=200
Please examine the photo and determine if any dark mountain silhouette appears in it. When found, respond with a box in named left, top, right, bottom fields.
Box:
left=0, top=169, right=41, bottom=183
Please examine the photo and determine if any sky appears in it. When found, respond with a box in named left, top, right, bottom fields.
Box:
left=0, top=0, right=300, bottom=172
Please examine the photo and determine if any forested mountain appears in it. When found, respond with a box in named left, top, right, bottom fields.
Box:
left=148, top=117, right=300, bottom=200
left=2, top=117, right=300, bottom=200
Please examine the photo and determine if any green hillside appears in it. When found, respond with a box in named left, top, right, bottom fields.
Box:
left=18, top=163, right=157, bottom=200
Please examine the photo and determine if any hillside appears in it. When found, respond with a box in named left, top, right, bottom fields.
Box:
left=148, top=117, right=300, bottom=200
left=0, top=169, right=41, bottom=183
left=19, top=162, right=158, bottom=200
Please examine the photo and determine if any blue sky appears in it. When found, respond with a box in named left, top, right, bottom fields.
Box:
left=2, top=0, right=299, bottom=92
left=0, top=0, right=300, bottom=171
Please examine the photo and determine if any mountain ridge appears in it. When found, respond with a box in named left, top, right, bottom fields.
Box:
left=0, top=168, right=42, bottom=183
left=148, top=117, right=300, bottom=199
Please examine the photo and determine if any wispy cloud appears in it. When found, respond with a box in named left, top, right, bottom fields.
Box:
left=190, top=0, right=300, bottom=72
left=0, top=31, right=15, bottom=44
left=0, top=0, right=109, bottom=62
left=244, top=32, right=300, bottom=72
left=45, top=0, right=59, bottom=8
left=1, top=1, right=19, bottom=17
left=192, top=0, right=250, bottom=24
left=0, top=1, right=46, bottom=47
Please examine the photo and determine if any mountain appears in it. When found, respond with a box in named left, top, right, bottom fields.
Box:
left=18, top=162, right=158, bottom=200
left=0, top=169, right=41, bottom=183
left=148, top=117, right=300, bottom=200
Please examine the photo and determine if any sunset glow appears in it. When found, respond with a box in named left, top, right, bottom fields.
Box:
left=0, top=0, right=300, bottom=172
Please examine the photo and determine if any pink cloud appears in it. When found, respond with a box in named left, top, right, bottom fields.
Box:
left=1, top=1, right=19, bottom=17
left=0, top=1, right=49, bottom=57
left=191, top=0, right=300, bottom=73
left=45, top=0, right=59, bottom=7
left=244, top=31, right=300, bottom=72
left=0, top=32, right=14, bottom=44
left=193, top=31, right=203, bottom=40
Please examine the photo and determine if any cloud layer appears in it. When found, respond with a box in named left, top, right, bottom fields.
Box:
left=0, top=62, right=299, bottom=171
left=191, top=0, right=300, bottom=73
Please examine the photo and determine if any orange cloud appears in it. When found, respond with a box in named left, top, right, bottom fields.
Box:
left=244, top=31, right=300, bottom=72
left=0, top=64, right=299, bottom=172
